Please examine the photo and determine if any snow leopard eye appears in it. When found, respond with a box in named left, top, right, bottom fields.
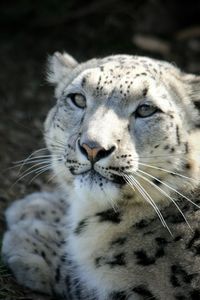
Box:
left=135, top=104, right=159, bottom=118
left=67, top=93, right=86, bottom=109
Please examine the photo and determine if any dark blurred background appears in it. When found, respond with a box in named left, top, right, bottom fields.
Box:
left=1, top=0, right=200, bottom=122
left=0, top=1, right=200, bottom=299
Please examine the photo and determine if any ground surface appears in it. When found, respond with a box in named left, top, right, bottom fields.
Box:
left=0, top=1, right=200, bottom=299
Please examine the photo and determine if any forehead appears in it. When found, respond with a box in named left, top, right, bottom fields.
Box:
left=82, top=56, right=163, bottom=81
left=72, top=56, right=168, bottom=103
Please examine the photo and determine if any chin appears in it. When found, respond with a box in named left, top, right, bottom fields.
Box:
left=73, top=172, right=123, bottom=206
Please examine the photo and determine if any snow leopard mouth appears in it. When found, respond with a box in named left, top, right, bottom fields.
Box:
left=70, top=168, right=126, bottom=185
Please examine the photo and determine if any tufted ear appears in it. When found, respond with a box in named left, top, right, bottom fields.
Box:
left=47, top=52, right=78, bottom=84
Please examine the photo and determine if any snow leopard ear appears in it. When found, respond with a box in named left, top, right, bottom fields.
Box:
left=47, top=52, right=78, bottom=84
left=183, top=73, right=200, bottom=109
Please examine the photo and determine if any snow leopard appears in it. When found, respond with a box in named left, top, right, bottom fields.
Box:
left=2, top=52, right=200, bottom=300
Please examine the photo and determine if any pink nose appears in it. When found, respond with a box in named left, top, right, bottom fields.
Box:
left=81, top=143, right=104, bottom=162
left=78, top=140, right=116, bottom=163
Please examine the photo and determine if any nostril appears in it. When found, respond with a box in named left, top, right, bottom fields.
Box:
left=78, top=139, right=88, bottom=157
left=109, top=145, right=116, bottom=154
left=96, top=145, right=116, bottom=161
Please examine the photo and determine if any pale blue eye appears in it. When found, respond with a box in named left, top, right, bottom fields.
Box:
left=136, top=104, right=158, bottom=118
left=67, top=93, right=86, bottom=109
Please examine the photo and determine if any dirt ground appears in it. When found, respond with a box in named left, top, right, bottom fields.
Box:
left=0, top=1, right=200, bottom=299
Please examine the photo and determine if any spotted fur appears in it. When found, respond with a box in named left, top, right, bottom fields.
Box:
left=2, top=53, right=200, bottom=299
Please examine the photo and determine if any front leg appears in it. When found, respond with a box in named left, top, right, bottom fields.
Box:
left=5, top=191, right=68, bottom=228
left=2, top=191, right=68, bottom=295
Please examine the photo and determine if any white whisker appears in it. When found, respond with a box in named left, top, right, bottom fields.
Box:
left=13, top=156, right=62, bottom=171
left=138, top=152, right=190, bottom=159
left=133, top=171, right=191, bottom=230
left=29, top=166, right=52, bottom=184
left=14, top=154, right=60, bottom=164
left=16, top=147, right=49, bottom=174
left=47, top=172, right=59, bottom=184
left=16, top=160, right=53, bottom=178
left=122, top=173, right=172, bottom=235
left=9, top=164, right=50, bottom=190
left=43, top=134, right=66, bottom=147
left=101, top=187, right=119, bottom=212
left=138, top=161, right=197, bottom=182
left=138, top=169, right=200, bottom=210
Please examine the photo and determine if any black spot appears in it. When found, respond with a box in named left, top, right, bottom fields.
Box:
left=69, top=167, right=75, bottom=174
left=185, top=162, right=191, bottom=170
left=111, top=237, right=127, bottom=246
left=155, top=237, right=169, bottom=246
left=110, top=291, right=127, bottom=300
left=65, top=274, right=73, bottom=298
left=185, top=142, right=189, bottom=154
left=135, top=219, right=149, bottom=229
left=132, top=285, right=156, bottom=299
left=74, top=218, right=88, bottom=234
left=96, top=209, right=121, bottom=223
left=134, top=250, right=155, bottom=265
left=135, top=246, right=165, bottom=266
left=41, top=251, right=46, bottom=259
left=95, top=256, right=103, bottom=267
left=81, top=77, right=87, bottom=87
left=187, top=229, right=200, bottom=249
left=170, top=265, right=194, bottom=287
left=54, top=218, right=60, bottom=223
left=176, top=125, right=181, bottom=145
left=152, top=178, right=162, bottom=186
left=143, top=87, right=148, bottom=97
left=124, top=193, right=133, bottom=200
left=168, top=214, right=185, bottom=224
left=154, top=144, right=159, bottom=148
left=55, top=266, right=61, bottom=283
left=194, top=244, right=200, bottom=254
left=95, top=253, right=126, bottom=268
left=60, top=254, right=67, bottom=262
left=193, top=100, right=200, bottom=111
left=56, top=230, right=61, bottom=236
left=174, top=235, right=182, bottom=242
left=164, top=145, right=169, bottom=150
left=107, top=253, right=126, bottom=267
left=155, top=247, right=164, bottom=258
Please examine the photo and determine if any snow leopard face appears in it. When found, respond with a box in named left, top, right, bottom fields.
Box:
left=44, top=53, right=200, bottom=205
